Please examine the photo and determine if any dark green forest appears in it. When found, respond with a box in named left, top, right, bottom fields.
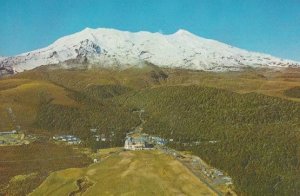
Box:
left=284, top=86, right=300, bottom=98
left=35, top=86, right=140, bottom=150
left=32, top=78, right=300, bottom=195
left=115, top=86, right=300, bottom=196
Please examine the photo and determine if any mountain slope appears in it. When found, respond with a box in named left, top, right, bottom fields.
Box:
left=115, top=85, right=300, bottom=195
left=1, top=67, right=300, bottom=195
left=1, top=28, right=299, bottom=74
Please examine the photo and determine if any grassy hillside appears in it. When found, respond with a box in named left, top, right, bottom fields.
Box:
left=0, top=78, right=77, bottom=130
left=115, top=85, right=300, bottom=195
left=14, top=64, right=168, bottom=91
left=0, top=142, right=91, bottom=196
left=284, top=86, right=300, bottom=98
left=163, top=68, right=300, bottom=102
left=1, top=67, right=300, bottom=195
left=30, top=150, right=216, bottom=196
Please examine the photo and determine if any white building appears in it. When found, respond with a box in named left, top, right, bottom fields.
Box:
left=124, top=136, right=154, bottom=150
left=124, top=137, right=145, bottom=150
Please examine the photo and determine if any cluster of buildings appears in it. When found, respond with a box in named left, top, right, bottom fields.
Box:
left=208, top=169, right=233, bottom=185
left=190, top=157, right=233, bottom=186
left=0, top=130, right=17, bottom=135
left=0, top=130, right=28, bottom=145
left=94, top=134, right=107, bottom=142
left=124, top=134, right=154, bottom=150
left=52, top=135, right=81, bottom=145
left=149, top=136, right=167, bottom=145
left=124, top=133, right=169, bottom=150
left=90, top=129, right=116, bottom=142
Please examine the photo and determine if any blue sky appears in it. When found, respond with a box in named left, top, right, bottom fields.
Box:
left=0, top=0, right=299, bottom=61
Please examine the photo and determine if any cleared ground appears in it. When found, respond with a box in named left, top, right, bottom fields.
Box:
left=30, top=150, right=216, bottom=196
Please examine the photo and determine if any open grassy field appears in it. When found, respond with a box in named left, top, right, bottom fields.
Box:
left=30, top=150, right=216, bottom=196
left=163, top=68, right=300, bottom=102
left=0, top=141, right=91, bottom=195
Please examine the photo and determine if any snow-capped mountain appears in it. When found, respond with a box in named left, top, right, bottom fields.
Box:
left=1, top=28, right=299, bottom=74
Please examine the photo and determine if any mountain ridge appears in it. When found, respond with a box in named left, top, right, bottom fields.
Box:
left=0, top=27, right=299, bottom=75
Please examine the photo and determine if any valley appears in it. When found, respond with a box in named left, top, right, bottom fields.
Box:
left=0, top=66, right=299, bottom=195
left=1, top=1, right=300, bottom=195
